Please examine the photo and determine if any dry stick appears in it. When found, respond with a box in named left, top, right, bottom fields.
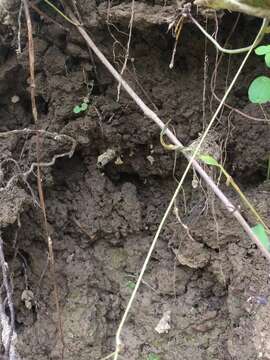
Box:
left=71, top=19, right=270, bottom=360
left=16, top=1, right=23, bottom=54
left=215, top=95, right=270, bottom=122
left=117, top=0, right=135, bottom=101
left=210, top=13, right=236, bottom=117
left=23, top=0, right=37, bottom=123
left=209, top=12, right=220, bottom=116
left=202, top=16, right=208, bottom=128
left=22, top=1, right=65, bottom=358
left=36, top=171, right=65, bottom=360
left=0, top=233, right=15, bottom=359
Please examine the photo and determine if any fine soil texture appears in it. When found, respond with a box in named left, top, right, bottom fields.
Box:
left=0, top=1, right=270, bottom=359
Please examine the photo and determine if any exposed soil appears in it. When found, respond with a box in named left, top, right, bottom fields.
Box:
left=0, top=1, right=270, bottom=359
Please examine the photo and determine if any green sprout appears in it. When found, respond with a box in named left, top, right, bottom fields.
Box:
left=126, top=281, right=136, bottom=290
left=73, top=101, right=89, bottom=114
left=72, top=79, right=94, bottom=114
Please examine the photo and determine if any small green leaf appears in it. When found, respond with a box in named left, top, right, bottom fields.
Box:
left=265, top=53, right=270, bottom=68
left=147, top=354, right=160, bottom=360
left=248, top=76, right=270, bottom=104
left=73, top=105, right=81, bottom=114
left=80, top=102, right=88, bottom=111
left=199, top=154, right=220, bottom=167
left=126, top=281, right=136, bottom=290
left=252, top=224, right=270, bottom=251
left=255, top=45, right=270, bottom=56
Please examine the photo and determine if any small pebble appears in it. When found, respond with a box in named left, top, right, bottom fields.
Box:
left=11, top=95, right=20, bottom=104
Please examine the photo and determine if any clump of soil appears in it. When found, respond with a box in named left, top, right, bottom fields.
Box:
left=0, top=1, right=270, bottom=359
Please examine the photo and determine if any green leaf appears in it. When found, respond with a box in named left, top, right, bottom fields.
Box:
left=73, top=105, right=81, bottom=114
left=126, top=281, right=136, bottom=290
left=248, top=76, right=270, bottom=104
left=199, top=154, right=220, bottom=167
left=255, top=45, right=270, bottom=56
left=252, top=224, right=270, bottom=251
left=80, top=102, right=88, bottom=111
left=147, top=354, right=160, bottom=360
left=265, top=53, right=270, bottom=68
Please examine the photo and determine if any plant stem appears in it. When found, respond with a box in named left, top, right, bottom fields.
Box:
left=43, top=0, right=79, bottom=25
left=189, top=15, right=268, bottom=54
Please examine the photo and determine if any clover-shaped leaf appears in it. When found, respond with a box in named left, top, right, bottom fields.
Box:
left=73, top=105, right=82, bottom=114
left=80, top=102, right=88, bottom=111
left=255, top=45, right=270, bottom=56
left=255, top=45, right=270, bottom=68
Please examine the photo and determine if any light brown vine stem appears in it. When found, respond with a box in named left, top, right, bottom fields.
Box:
left=75, top=23, right=270, bottom=261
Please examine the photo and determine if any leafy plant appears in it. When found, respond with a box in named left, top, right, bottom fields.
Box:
left=73, top=80, right=94, bottom=114
left=248, top=46, right=270, bottom=180
left=248, top=45, right=270, bottom=103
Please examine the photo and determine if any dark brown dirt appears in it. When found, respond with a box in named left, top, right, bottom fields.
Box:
left=0, top=1, right=270, bottom=359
